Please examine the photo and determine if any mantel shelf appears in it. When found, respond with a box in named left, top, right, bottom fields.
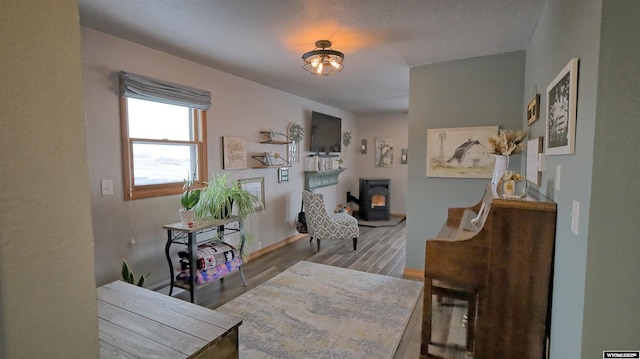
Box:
left=304, top=168, right=346, bottom=190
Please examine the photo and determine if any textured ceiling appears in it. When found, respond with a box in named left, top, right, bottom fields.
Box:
left=78, top=0, right=543, bottom=114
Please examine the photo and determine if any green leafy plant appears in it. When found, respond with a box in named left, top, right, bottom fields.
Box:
left=195, top=173, right=260, bottom=220
left=181, top=177, right=201, bottom=210
left=121, top=259, right=149, bottom=287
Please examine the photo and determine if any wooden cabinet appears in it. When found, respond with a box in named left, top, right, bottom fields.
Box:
left=421, top=185, right=557, bottom=359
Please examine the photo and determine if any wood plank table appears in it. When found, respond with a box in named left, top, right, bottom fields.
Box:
left=98, top=281, right=242, bottom=359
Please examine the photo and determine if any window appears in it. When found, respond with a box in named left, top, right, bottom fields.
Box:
left=119, top=72, right=211, bottom=200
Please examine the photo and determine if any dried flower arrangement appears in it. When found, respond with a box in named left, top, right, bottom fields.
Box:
left=488, top=129, right=527, bottom=156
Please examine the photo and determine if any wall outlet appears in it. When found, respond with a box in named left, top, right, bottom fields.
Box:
left=258, top=241, right=262, bottom=249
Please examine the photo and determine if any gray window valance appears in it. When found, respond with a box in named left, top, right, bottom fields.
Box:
left=119, top=71, right=211, bottom=110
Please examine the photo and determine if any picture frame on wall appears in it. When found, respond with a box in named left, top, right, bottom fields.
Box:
left=546, top=58, right=579, bottom=155
left=222, top=136, right=247, bottom=169
left=374, top=137, right=393, bottom=167
left=426, top=125, right=498, bottom=178
left=527, top=93, right=540, bottom=125
left=239, top=177, right=265, bottom=211
left=526, top=137, right=543, bottom=187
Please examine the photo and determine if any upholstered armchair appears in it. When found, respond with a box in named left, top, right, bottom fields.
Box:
left=302, top=190, right=359, bottom=251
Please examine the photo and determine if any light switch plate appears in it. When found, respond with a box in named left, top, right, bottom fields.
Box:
left=571, top=200, right=580, bottom=235
left=101, top=179, right=114, bottom=196
left=555, top=166, right=561, bottom=191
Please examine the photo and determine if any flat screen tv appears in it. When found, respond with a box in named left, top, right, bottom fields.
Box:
left=310, top=111, right=341, bottom=155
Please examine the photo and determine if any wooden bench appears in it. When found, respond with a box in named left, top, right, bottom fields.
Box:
left=98, top=281, right=242, bottom=359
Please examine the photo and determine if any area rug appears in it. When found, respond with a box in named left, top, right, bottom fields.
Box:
left=216, top=261, right=423, bottom=359
left=357, top=214, right=406, bottom=227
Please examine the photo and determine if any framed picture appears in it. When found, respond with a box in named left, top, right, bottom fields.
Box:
left=526, top=137, right=543, bottom=187
left=278, top=167, right=289, bottom=183
left=239, top=177, right=265, bottom=211
left=222, top=136, right=247, bottom=169
left=426, top=125, right=498, bottom=178
left=527, top=93, right=540, bottom=125
left=374, top=138, right=393, bottom=167
left=546, top=58, right=579, bottom=155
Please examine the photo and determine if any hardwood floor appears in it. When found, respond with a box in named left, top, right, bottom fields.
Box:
left=176, top=219, right=469, bottom=359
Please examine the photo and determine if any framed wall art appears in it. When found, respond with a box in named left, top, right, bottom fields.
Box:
left=527, top=93, right=540, bottom=125
left=239, top=177, right=265, bottom=211
left=426, top=125, right=498, bottom=178
left=374, top=137, right=393, bottom=167
left=526, top=137, right=543, bottom=187
left=222, top=136, right=247, bottom=169
left=546, top=58, right=579, bottom=155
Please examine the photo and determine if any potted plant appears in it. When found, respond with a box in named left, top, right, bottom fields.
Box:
left=121, top=259, right=149, bottom=287
left=195, top=173, right=260, bottom=220
left=179, top=177, right=201, bottom=225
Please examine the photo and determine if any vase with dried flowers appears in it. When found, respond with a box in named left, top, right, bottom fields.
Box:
left=487, top=129, right=527, bottom=184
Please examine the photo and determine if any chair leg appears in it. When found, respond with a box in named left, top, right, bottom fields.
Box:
left=309, top=236, right=313, bottom=243
left=352, top=237, right=357, bottom=250
left=316, top=238, right=321, bottom=251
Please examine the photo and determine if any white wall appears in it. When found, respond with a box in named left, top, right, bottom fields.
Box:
left=0, top=1, right=99, bottom=358
left=355, top=112, right=409, bottom=215
left=81, top=28, right=358, bottom=288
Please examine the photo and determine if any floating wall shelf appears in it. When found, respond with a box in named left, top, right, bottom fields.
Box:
left=252, top=154, right=291, bottom=168
left=253, top=131, right=293, bottom=168
left=260, top=131, right=291, bottom=144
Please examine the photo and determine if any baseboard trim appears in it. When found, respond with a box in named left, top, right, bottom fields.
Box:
left=247, top=233, right=308, bottom=262
left=403, top=267, right=424, bottom=279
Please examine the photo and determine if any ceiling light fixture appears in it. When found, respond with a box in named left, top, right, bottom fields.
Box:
left=302, top=40, right=344, bottom=76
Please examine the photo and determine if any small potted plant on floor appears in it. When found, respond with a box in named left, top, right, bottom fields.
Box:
left=121, top=259, right=149, bottom=287
left=179, top=177, right=201, bottom=225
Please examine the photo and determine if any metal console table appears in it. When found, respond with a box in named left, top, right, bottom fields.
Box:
left=163, top=216, right=247, bottom=303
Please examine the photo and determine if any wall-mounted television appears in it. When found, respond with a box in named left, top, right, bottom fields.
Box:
left=310, top=111, right=341, bottom=155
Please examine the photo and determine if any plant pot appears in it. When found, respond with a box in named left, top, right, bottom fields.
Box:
left=219, top=198, right=234, bottom=219
left=179, top=208, right=196, bottom=225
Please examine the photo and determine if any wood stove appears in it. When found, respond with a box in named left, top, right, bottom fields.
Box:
left=359, top=178, right=390, bottom=221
